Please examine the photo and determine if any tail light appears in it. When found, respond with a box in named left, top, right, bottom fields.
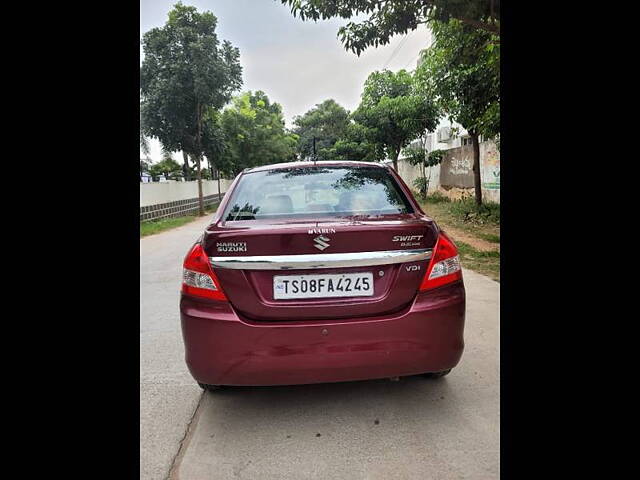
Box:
left=419, top=231, right=462, bottom=291
left=182, top=243, right=227, bottom=301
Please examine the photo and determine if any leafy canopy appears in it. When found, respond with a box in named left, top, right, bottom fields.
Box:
left=220, top=91, right=298, bottom=175
left=329, top=122, right=385, bottom=162
left=140, top=2, right=242, bottom=157
left=201, top=109, right=234, bottom=176
left=404, top=145, right=445, bottom=168
left=149, top=156, right=183, bottom=181
left=416, top=19, right=499, bottom=139
left=352, top=69, right=440, bottom=168
left=292, top=99, right=350, bottom=160
left=278, top=0, right=500, bottom=55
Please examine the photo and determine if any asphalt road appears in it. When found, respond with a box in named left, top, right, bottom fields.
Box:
left=140, top=215, right=500, bottom=480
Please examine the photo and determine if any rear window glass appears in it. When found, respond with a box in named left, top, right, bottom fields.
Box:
left=223, top=166, right=413, bottom=221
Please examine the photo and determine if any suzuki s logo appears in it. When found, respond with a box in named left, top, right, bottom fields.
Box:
left=313, top=235, right=331, bottom=251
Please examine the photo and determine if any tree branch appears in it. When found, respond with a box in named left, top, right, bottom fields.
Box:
left=453, top=17, right=500, bottom=36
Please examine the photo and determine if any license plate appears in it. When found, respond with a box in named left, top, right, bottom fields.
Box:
left=273, top=272, right=374, bottom=300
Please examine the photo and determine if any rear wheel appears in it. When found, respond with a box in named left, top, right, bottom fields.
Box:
left=422, top=369, right=452, bottom=379
left=198, top=382, right=222, bottom=392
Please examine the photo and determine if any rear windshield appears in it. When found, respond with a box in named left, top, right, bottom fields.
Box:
left=223, top=166, right=413, bottom=221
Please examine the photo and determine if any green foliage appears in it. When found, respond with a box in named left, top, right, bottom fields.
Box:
left=412, top=176, right=430, bottom=199
left=416, top=18, right=499, bottom=205
left=402, top=145, right=423, bottom=167
left=427, top=191, right=451, bottom=203
left=457, top=242, right=500, bottom=259
left=427, top=149, right=445, bottom=167
left=328, top=122, right=385, bottom=162
left=416, top=19, right=499, bottom=140
left=455, top=240, right=500, bottom=281
left=220, top=91, right=298, bottom=174
left=478, top=232, right=500, bottom=243
left=353, top=69, right=440, bottom=169
left=140, top=113, right=151, bottom=158
left=292, top=99, right=350, bottom=160
left=202, top=109, right=235, bottom=177
left=140, top=216, right=198, bottom=237
left=148, top=156, right=183, bottom=181
left=448, top=195, right=500, bottom=225
left=140, top=2, right=243, bottom=163
left=279, top=0, right=500, bottom=55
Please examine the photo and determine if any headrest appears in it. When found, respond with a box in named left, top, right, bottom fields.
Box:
left=260, top=195, right=293, bottom=214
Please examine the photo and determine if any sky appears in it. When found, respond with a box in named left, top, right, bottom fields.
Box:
left=140, top=0, right=430, bottom=163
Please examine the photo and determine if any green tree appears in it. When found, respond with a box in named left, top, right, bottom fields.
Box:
left=140, top=2, right=242, bottom=215
left=403, top=137, right=444, bottom=200
left=278, top=0, right=500, bottom=54
left=149, top=155, right=183, bottom=181
left=140, top=110, right=152, bottom=181
left=220, top=91, right=298, bottom=175
left=202, top=109, right=232, bottom=197
left=352, top=69, right=439, bottom=171
left=416, top=19, right=499, bottom=205
left=292, top=99, right=350, bottom=160
left=329, top=122, right=384, bottom=162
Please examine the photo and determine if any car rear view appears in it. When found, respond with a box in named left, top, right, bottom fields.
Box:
left=180, top=161, right=465, bottom=388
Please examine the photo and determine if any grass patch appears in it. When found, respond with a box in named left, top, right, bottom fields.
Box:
left=418, top=192, right=500, bottom=280
left=456, top=241, right=500, bottom=282
left=420, top=193, right=500, bottom=240
left=425, top=191, right=451, bottom=204
left=140, top=203, right=220, bottom=237
left=140, top=216, right=198, bottom=237
left=447, top=196, right=500, bottom=225
left=477, top=233, right=500, bottom=243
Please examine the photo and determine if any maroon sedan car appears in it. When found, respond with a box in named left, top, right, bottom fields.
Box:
left=180, top=161, right=465, bottom=390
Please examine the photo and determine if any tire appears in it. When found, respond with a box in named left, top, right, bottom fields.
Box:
left=198, top=382, right=222, bottom=392
left=422, top=368, right=452, bottom=379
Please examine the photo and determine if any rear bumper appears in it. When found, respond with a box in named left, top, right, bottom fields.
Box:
left=180, top=282, right=465, bottom=386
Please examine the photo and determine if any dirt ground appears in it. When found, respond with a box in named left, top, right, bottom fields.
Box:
left=439, top=225, right=499, bottom=252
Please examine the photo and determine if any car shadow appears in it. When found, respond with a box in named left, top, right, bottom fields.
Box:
left=199, top=375, right=457, bottom=429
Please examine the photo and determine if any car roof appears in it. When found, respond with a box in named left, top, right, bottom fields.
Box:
left=244, top=160, right=388, bottom=174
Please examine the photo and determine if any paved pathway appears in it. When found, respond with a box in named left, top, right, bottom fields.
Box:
left=140, top=215, right=214, bottom=480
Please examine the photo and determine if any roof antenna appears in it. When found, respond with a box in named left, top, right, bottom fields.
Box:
left=313, top=136, right=317, bottom=165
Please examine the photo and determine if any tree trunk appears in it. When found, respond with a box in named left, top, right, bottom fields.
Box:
left=471, top=132, right=482, bottom=206
left=217, top=169, right=221, bottom=200
left=195, top=155, right=204, bottom=216
left=182, top=151, right=190, bottom=181
left=195, top=102, right=205, bottom=215
left=422, top=161, right=427, bottom=201
left=391, top=148, right=400, bottom=171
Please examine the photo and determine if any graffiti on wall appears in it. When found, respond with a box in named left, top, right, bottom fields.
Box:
left=449, top=153, right=472, bottom=175
left=439, top=145, right=474, bottom=189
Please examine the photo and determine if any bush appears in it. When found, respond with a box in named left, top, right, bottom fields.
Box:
left=426, top=191, right=451, bottom=204
left=449, top=196, right=500, bottom=225
left=412, top=177, right=430, bottom=199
